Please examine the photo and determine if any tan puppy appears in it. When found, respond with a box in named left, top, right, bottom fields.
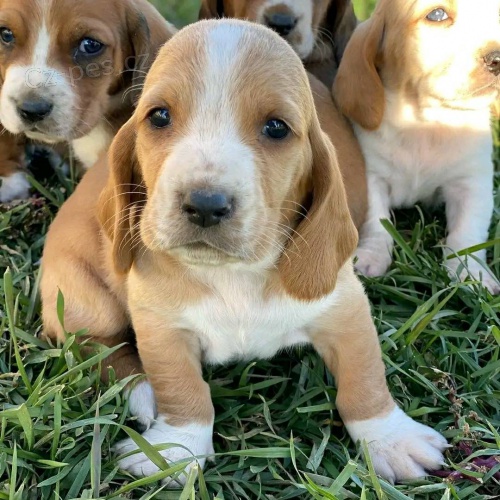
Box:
left=334, top=0, right=500, bottom=292
left=0, top=0, right=176, bottom=173
left=41, top=20, right=447, bottom=486
left=199, top=0, right=357, bottom=86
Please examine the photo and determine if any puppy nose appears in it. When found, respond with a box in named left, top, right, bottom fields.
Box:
left=265, top=13, right=298, bottom=37
left=484, top=50, right=500, bottom=76
left=17, top=99, right=53, bottom=123
left=182, top=191, right=232, bottom=228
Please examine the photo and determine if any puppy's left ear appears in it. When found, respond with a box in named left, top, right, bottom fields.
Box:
left=324, top=0, right=358, bottom=65
left=279, top=115, right=358, bottom=301
left=125, top=0, right=177, bottom=104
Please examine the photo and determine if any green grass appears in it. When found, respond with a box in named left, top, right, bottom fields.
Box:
left=1, top=2, right=500, bottom=499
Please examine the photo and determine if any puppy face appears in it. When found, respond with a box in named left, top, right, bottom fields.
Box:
left=0, top=0, right=173, bottom=143
left=335, top=0, right=500, bottom=129
left=199, top=0, right=354, bottom=61
left=100, top=20, right=357, bottom=300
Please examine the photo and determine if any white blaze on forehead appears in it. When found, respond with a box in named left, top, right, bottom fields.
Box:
left=32, top=23, right=51, bottom=66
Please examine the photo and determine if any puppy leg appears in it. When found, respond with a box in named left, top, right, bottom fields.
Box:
left=312, top=276, right=447, bottom=483
left=355, top=174, right=393, bottom=276
left=0, top=130, right=30, bottom=203
left=115, top=322, right=214, bottom=486
left=443, top=174, right=499, bottom=294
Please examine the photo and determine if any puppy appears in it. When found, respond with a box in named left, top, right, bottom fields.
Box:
left=334, top=0, right=500, bottom=292
left=199, top=0, right=358, bottom=87
left=0, top=0, right=176, bottom=171
left=41, top=20, right=447, bottom=486
left=0, top=128, right=29, bottom=202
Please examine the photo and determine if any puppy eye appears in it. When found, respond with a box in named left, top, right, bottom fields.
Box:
left=149, top=108, right=172, bottom=128
left=78, top=37, right=105, bottom=55
left=0, top=27, right=14, bottom=45
left=426, top=8, right=449, bottom=22
left=262, top=119, right=290, bottom=140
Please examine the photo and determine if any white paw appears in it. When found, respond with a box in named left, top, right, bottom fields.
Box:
left=346, top=407, right=448, bottom=483
left=446, top=257, right=500, bottom=294
left=126, top=380, right=157, bottom=430
left=355, top=246, right=392, bottom=277
left=0, top=172, right=30, bottom=203
left=114, top=417, right=214, bottom=487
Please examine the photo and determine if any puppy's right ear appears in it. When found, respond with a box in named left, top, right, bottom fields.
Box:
left=199, top=0, right=224, bottom=19
left=333, top=11, right=385, bottom=131
left=97, top=119, right=144, bottom=274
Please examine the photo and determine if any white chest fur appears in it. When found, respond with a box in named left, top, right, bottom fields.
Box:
left=178, top=268, right=339, bottom=364
left=355, top=95, right=494, bottom=208
left=72, top=122, right=113, bottom=169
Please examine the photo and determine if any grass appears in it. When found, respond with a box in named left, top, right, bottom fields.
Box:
left=1, top=2, right=500, bottom=499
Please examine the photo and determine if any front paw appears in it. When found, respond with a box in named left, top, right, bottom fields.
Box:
left=0, top=172, right=30, bottom=203
left=446, top=257, right=500, bottom=294
left=114, top=418, right=214, bottom=487
left=346, top=407, right=448, bottom=483
left=355, top=246, right=392, bottom=277
left=126, top=380, right=157, bottom=430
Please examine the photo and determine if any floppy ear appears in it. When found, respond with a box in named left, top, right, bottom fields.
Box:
left=324, top=1, right=358, bottom=65
left=279, top=116, right=358, bottom=301
left=198, top=0, right=224, bottom=19
left=125, top=0, right=177, bottom=104
left=333, top=12, right=385, bottom=130
left=97, top=119, right=144, bottom=274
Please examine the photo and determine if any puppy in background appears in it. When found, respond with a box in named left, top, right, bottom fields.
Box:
left=41, top=19, right=447, bottom=486
left=0, top=127, right=28, bottom=202
left=199, top=0, right=358, bottom=87
left=334, top=0, right=500, bottom=292
left=0, top=0, right=176, bottom=201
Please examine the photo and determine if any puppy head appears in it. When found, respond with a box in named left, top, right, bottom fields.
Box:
left=0, top=0, right=175, bottom=144
left=199, top=0, right=356, bottom=62
left=98, top=19, right=357, bottom=301
left=334, top=0, right=500, bottom=130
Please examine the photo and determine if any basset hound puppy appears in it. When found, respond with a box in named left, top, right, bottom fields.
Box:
left=334, top=0, right=500, bottom=293
left=0, top=0, right=176, bottom=200
left=199, top=0, right=358, bottom=87
left=40, top=19, right=447, bottom=486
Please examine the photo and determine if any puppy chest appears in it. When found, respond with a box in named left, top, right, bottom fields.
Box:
left=179, top=279, right=335, bottom=364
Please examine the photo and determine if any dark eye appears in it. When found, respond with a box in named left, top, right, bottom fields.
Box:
left=78, top=37, right=105, bottom=55
left=262, top=119, right=290, bottom=140
left=0, top=27, right=14, bottom=45
left=149, top=108, right=171, bottom=128
left=426, top=8, right=449, bottom=22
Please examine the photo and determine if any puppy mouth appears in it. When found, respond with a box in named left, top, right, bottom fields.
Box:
left=25, top=129, right=67, bottom=144
left=171, top=241, right=243, bottom=266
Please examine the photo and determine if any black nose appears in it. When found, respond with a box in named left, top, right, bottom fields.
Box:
left=17, top=99, right=53, bottom=123
left=484, top=50, right=500, bottom=76
left=265, top=13, right=298, bottom=37
left=182, top=191, right=232, bottom=228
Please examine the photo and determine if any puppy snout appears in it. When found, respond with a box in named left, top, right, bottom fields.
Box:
left=182, top=191, right=233, bottom=228
left=264, top=13, right=298, bottom=37
left=484, top=50, right=500, bottom=76
left=17, top=98, right=53, bottom=124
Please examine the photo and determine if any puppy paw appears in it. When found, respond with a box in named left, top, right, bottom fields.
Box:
left=114, top=418, right=214, bottom=487
left=126, top=380, right=157, bottom=430
left=446, top=258, right=500, bottom=295
left=0, top=172, right=30, bottom=203
left=355, top=246, right=392, bottom=277
left=346, top=407, right=448, bottom=483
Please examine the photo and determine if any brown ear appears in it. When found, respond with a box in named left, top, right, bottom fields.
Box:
left=198, top=0, right=224, bottom=19
left=97, top=119, right=144, bottom=274
left=333, top=12, right=385, bottom=130
left=279, top=116, right=358, bottom=301
left=325, top=1, right=358, bottom=65
left=125, top=0, right=177, bottom=104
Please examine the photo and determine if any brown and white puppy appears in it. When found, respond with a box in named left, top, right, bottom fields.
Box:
left=41, top=20, right=447, bottom=486
left=334, top=0, right=500, bottom=292
left=199, top=0, right=358, bottom=86
left=0, top=0, right=176, bottom=175
left=0, top=127, right=29, bottom=202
